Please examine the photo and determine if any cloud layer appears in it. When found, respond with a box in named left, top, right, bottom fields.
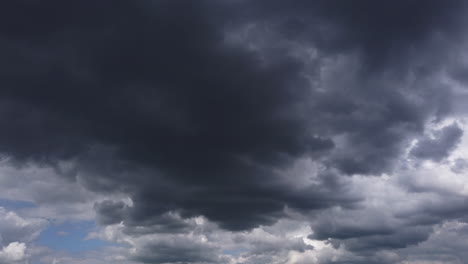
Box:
left=1, top=1, right=468, bottom=263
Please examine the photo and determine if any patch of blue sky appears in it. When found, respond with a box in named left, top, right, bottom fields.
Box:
left=38, top=220, right=112, bottom=253
left=223, top=248, right=249, bottom=257
left=0, top=198, right=36, bottom=210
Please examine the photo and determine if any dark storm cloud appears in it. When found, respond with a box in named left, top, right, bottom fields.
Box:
left=233, top=0, right=465, bottom=174
left=243, top=0, right=467, bottom=70
left=0, top=2, right=467, bottom=257
left=341, top=226, right=433, bottom=252
left=94, top=200, right=128, bottom=226
left=0, top=0, right=335, bottom=229
left=395, top=194, right=468, bottom=226
left=396, top=221, right=468, bottom=264
left=95, top=199, right=195, bottom=235
left=410, top=123, right=463, bottom=162
left=93, top=169, right=360, bottom=231
left=0, top=0, right=341, bottom=231
left=308, top=209, right=436, bottom=255
left=307, top=177, right=468, bottom=257
left=308, top=207, right=434, bottom=252
left=131, top=237, right=224, bottom=264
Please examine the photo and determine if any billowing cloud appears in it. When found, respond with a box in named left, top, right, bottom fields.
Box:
left=0, top=208, right=46, bottom=246
left=0, top=242, right=26, bottom=264
left=0, top=208, right=47, bottom=264
left=1, top=0, right=468, bottom=263
left=411, top=123, right=463, bottom=161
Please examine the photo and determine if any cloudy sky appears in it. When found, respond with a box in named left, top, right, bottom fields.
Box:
left=2, top=1, right=468, bottom=263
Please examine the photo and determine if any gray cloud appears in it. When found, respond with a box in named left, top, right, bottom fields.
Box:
left=131, top=237, right=224, bottom=264
left=411, top=123, right=464, bottom=162
left=0, top=0, right=462, bottom=231
left=1, top=1, right=468, bottom=263
left=0, top=208, right=47, bottom=264
left=0, top=208, right=47, bottom=246
left=451, top=158, right=468, bottom=173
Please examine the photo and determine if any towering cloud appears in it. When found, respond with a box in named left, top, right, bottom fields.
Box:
left=1, top=1, right=468, bottom=263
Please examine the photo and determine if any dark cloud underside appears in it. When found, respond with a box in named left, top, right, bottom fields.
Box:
left=1, top=3, right=468, bottom=262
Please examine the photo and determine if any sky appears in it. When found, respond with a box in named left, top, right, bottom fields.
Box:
left=2, top=0, right=468, bottom=263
